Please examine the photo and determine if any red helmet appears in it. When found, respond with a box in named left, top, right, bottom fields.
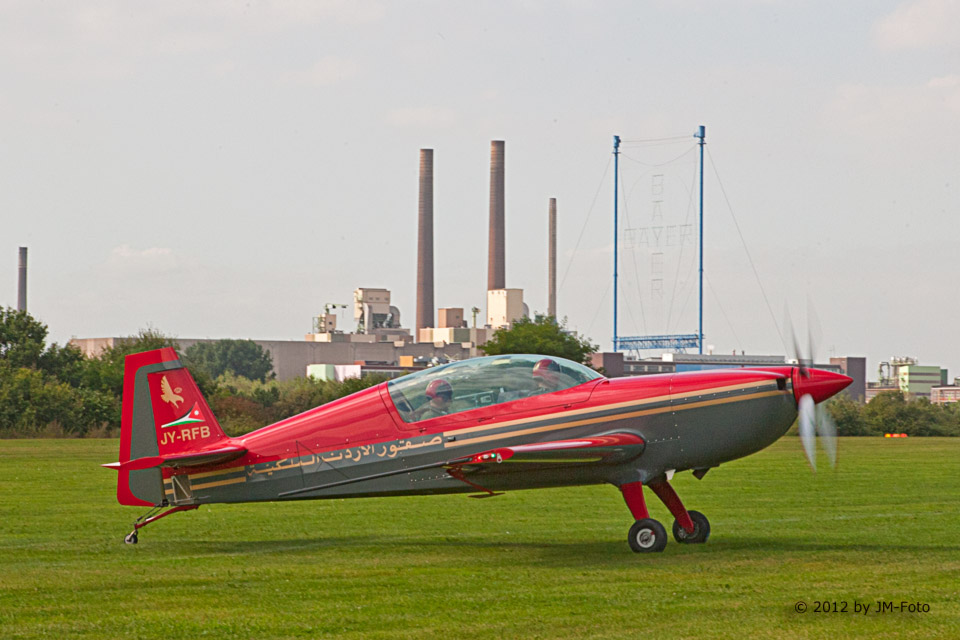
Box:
left=533, top=358, right=560, bottom=374
left=425, top=379, right=453, bottom=400
left=533, top=358, right=562, bottom=385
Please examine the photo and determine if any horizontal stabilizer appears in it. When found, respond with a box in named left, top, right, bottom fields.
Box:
left=104, top=444, right=247, bottom=472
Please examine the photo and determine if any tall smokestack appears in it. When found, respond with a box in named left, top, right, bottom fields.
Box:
left=17, top=247, right=27, bottom=312
left=416, top=149, right=434, bottom=338
left=548, top=198, right=556, bottom=318
left=487, top=140, right=505, bottom=290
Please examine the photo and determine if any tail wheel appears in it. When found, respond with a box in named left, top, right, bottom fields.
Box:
left=672, top=510, right=710, bottom=544
left=628, top=518, right=667, bottom=553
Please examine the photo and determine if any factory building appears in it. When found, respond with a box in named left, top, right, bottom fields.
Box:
left=305, top=288, right=410, bottom=344
left=868, top=357, right=948, bottom=401
left=897, top=364, right=946, bottom=399
left=72, top=335, right=472, bottom=382
left=414, top=139, right=530, bottom=344
left=590, top=351, right=850, bottom=380
left=418, top=307, right=489, bottom=346
left=306, top=362, right=424, bottom=382
left=73, top=286, right=482, bottom=381
left=486, top=289, right=526, bottom=330
left=659, top=352, right=795, bottom=372
left=74, top=285, right=469, bottom=382
left=930, top=386, right=960, bottom=404
left=592, top=351, right=765, bottom=376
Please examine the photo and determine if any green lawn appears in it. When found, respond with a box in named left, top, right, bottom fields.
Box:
left=1, top=438, right=958, bottom=639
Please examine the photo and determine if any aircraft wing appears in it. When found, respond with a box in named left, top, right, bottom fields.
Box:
left=277, top=434, right=646, bottom=500
left=451, top=433, right=646, bottom=469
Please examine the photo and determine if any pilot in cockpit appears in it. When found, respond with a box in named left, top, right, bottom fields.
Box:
left=532, top=358, right=563, bottom=395
left=419, top=379, right=453, bottom=420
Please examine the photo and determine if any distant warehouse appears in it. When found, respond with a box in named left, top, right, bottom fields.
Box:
left=70, top=336, right=474, bottom=382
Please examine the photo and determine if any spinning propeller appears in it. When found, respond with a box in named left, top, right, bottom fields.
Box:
left=797, top=392, right=836, bottom=472
left=785, top=304, right=846, bottom=472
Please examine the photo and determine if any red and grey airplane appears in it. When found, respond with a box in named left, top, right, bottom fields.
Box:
left=106, top=348, right=851, bottom=552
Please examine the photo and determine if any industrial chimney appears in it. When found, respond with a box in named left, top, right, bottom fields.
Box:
left=17, top=247, right=27, bottom=312
left=548, top=198, right=556, bottom=318
left=416, top=149, right=434, bottom=339
left=487, top=140, right=505, bottom=291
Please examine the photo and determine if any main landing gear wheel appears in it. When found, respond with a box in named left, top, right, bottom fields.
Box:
left=124, top=532, right=138, bottom=545
left=672, top=510, right=710, bottom=544
left=628, top=518, right=668, bottom=553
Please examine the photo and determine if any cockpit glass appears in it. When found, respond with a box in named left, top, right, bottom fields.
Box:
left=386, top=354, right=603, bottom=423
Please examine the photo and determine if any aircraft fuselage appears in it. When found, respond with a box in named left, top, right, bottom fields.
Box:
left=160, top=368, right=798, bottom=505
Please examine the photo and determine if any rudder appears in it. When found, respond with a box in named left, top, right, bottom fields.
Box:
left=116, top=348, right=231, bottom=506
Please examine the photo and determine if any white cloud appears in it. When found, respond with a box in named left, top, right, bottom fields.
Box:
left=928, top=74, right=960, bottom=89
left=873, top=0, right=960, bottom=50
left=386, top=106, right=457, bottom=128
left=111, top=245, right=171, bottom=259
left=279, top=56, right=359, bottom=86
left=210, top=0, right=387, bottom=29
left=0, top=1, right=384, bottom=83
left=109, top=245, right=176, bottom=269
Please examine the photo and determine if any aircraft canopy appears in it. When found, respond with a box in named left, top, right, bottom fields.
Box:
left=387, top=354, right=603, bottom=423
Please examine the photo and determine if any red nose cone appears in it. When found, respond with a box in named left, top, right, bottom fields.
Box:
left=793, top=368, right=853, bottom=404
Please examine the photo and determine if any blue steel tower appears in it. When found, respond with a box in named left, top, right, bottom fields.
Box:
left=613, top=126, right=705, bottom=355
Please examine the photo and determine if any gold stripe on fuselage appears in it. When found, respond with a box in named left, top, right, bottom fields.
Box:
left=446, top=388, right=786, bottom=448
left=442, top=379, right=785, bottom=441
left=187, top=468, right=246, bottom=481
left=163, top=473, right=247, bottom=492
left=164, top=469, right=244, bottom=485
left=190, top=476, right=247, bottom=491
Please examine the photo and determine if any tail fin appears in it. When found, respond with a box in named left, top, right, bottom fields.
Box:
left=111, top=348, right=244, bottom=506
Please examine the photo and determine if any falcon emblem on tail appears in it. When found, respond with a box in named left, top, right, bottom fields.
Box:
left=159, top=375, right=184, bottom=409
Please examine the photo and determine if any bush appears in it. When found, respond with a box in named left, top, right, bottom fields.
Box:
left=480, top=315, right=597, bottom=365
left=0, top=312, right=393, bottom=438
left=184, top=340, right=274, bottom=382
left=827, top=394, right=876, bottom=436
left=0, top=362, right=116, bottom=437
left=790, top=391, right=960, bottom=438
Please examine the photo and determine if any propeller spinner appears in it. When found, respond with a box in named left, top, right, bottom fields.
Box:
left=794, top=369, right=850, bottom=471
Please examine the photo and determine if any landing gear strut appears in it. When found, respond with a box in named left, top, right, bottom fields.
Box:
left=124, top=504, right=198, bottom=544
left=618, top=478, right=709, bottom=553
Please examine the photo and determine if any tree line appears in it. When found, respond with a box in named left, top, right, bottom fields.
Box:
left=825, top=391, right=960, bottom=437
left=2, top=306, right=958, bottom=437
left=0, top=308, right=386, bottom=438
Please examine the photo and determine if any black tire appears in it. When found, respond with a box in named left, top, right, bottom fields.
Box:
left=672, top=510, right=710, bottom=544
left=628, top=518, right=667, bottom=553
left=124, top=532, right=138, bottom=545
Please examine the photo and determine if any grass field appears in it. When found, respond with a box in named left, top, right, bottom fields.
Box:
left=1, top=437, right=959, bottom=639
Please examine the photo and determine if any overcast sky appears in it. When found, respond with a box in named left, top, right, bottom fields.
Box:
left=3, top=0, right=958, bottom=380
